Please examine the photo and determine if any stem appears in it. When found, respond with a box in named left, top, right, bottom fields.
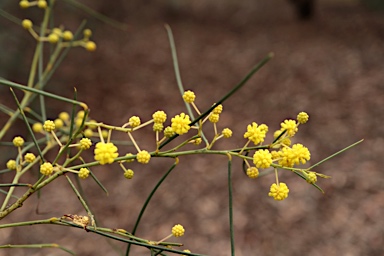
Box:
left=227, top=157, right=235, bottom=256
left=126, top=160, right=178, bottom=256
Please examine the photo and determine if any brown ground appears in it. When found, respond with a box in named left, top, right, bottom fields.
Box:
left=1, top=0, right=384, bottom=255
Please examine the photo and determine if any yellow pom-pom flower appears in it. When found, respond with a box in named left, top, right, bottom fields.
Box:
left=172, top=224, right=185, bottom=237
left=13, top=136, right=25, bottom=147
left=24, top=153, right=36, bottom=163
left=94, top=142, right=118, bottom=165
left=62, top=30, right=73, bottom=41
left=48, top=33, right=59, bottom=44
left=129, top=116, right=141, bottom=128
left=136, top=150, right=151, bottom=164
left=22, top=19, right=32, bottom=29
left=78, top=168, right=90, bottom=179
left=43, top=120, right=55, bottom=132
left=171, top=113, right=191, bottom=135
left=19, top=0, right=30, bottom=8
left=152, top=110, right=167, bottom=124
left=280, top=119, right=298, bottom=137
left=306, top=172, right=317, bottom=184
left=246, top=167, right=259, bottom=179
left=212, top=104, right=223, bottom=114
left=182, top=90, right=195, bottom=103
left=297, top=112, right=309, bottom=124
left=76, top=110, right=85, bottom=119
left=101, top=130, right=109, bottom=139
left=278, top=144, right=310, bottom=167
left=37, top=0, right=47, bottom=8
left=84, top=129, right=94, bottom=138
left=83, top=29, right=92, bottom=38
left=6, top=160, right=17, bottom=170
left=153, top=123, right=164, bottom=132
left=253, top=149, right=273, bottom=169
left=59, top=112, right=70, bottom=121
left=80, top=138, right=92, bottom=150
left=244, top=122, right=268, bottom=145
left=268, top=182, right=289, bottom=201
left=222, top=128, right=232, bottom=138
left=54, top=119, right=64, bottom=129
left=32, top=122, right=43, bottom=133
left=40, top=162, right=53, bottom=176
left=85, top=41, right=96, bottom=51
left=124, top=169, right=134, bottom=179
left=208, top=113, right=220, bottom=123
left=164, top=126, right=175, bottom=138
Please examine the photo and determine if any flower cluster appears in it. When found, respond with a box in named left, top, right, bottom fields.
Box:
left=40, top=162, right=53, bottom=176
left=246, top=167, right=259, bottom=179
left=268, top=183, right=289, bottom=201
left=253, top=149, right=272, bottom=169
left=244, top=122, right=268, bottom=145
left=136, top=150, right=151, bottom=164
left=78, top=168, right=90, bottom=179
left=12, top=136, right=25, bottom=147
left=171, top=224, right=185, bottom=237
left=276, top=143, right=311, bottom=167
left=94, top=142, right=119, bottom=165
left=171, top=113, right=191, bottom=135
left=43, top=120, right=55, bottom=132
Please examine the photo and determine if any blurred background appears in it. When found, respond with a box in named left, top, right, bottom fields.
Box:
left=0, top=0, right=384, bottom=255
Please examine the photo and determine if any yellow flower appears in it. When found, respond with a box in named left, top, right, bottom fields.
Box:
left=6, top=160, right=17, bottom=170
left=48, top=33, right=59, bottom=44
left=222, top=128, right=232, bottom=138
left=54, top=119, right=64, bottom=129
left=212, top=104, right=223, bottom=114
left=59, top=112, right=70, bottom=121
left=246, top=167, right=259, bottom=179
left=37, top=0, right=47, bottom=8
left=164, top=126, right=175, bottom=138
left=94, top=142, right=118, bottom=165
left=19, top=0, right=30, bottom=8
left=153, top=123, right=164, bottom=132
left=277, top=144, right=310, bottom=167
left=25, top=153, right=36, bottom=163
left=40, top=162, right=53, bottom=176
left=78, top=168, right=90, bottom=179
left=21, top=19, right=32, bottom=29
left=306, top=172, right=317, bottom=184
left=297, top=112, right=309, bottom=124
left=129, top=116, right=141, bottom=128
left=32, top=122, right=43, bottom=133
left=12, top=136, right=25, bottom=147
left=268, top=182, right=289, bottom=201
left=43, top=120, right=55, bottom=132
left=280, top=119, right=298, bottom=137
left=85, top=41, right=96, bottom=51
left=80, top=138, right=92, bottom=150
left=171, top=113, right=191, bottom=135
left=84, top=129, right=94, bottom=138
left=172, top=224, right=185, bottom=237
left=244, top=122, right=268, bottom=145
left=62, top=30, right=73, bottom=41
left=124, top=169, right=134, bottom=179
left=182, top=90, right=195, bottom=103
left=136, top=150, right=151, bottom=164
left=253, top=149, right=272, bottom=169
left=208, top=113, right=220, bottom=123
left=152, top=110, right=167, bottom=124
